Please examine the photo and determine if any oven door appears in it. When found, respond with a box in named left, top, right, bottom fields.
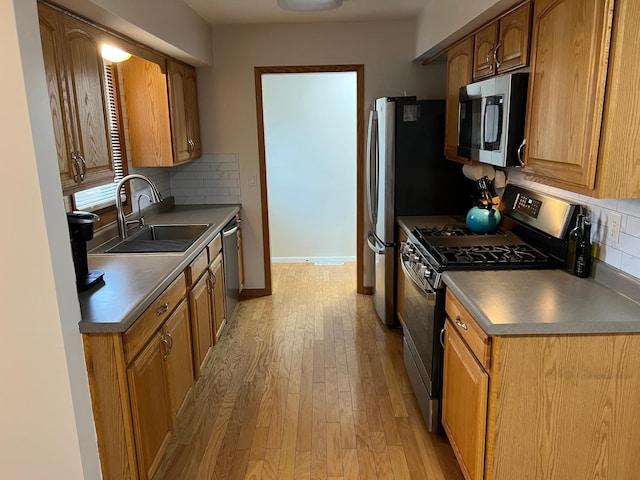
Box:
left=399, top=257, right=445, bottom=432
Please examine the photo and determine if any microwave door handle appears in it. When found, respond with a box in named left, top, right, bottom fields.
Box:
left=480, top=97, right=487, bottom=150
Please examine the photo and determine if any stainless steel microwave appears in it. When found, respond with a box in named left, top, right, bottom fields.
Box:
left=457, top=72, right=528, bottom=167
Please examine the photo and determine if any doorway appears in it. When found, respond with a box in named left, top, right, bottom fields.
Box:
left=254, top=65, right=365, bottom=295
left=262, top=71, right=356, bottom=264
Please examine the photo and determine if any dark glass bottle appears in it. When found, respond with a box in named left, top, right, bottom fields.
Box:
left=566, top=212, right=584, bottom=274
left=574, top=218, right=592, bottom=278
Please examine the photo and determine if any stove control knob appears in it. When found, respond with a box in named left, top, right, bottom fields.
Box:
left=410, top=254, right=420, bottom=264
left=422, top=268, right=432, bottom=279
left=402, top=243, right=414, bottom=255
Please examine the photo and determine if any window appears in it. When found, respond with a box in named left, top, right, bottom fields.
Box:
left=73, top=61, right=126, bottom=211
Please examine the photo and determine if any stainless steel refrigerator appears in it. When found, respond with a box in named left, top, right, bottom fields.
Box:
left=366, top=97, right=473, bottom=326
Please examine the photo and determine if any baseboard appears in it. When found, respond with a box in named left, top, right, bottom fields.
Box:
left=271, top=256, right=356, bottom=265
left=239, top=288, right=270, bottom=299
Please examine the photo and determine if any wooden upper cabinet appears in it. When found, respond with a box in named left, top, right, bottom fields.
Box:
left=523, top=0, right=614, bottom=193
left=445, top=37, right=474, bottom=163
left=473, top=1, right=532, bottom=80
left=496, top=1, right=532, bottom=73
left=37, top=3, right=114, bottom=195
left=121, top=56, right=201, bottom=167
left=473, top=22, right=498, bottom=80
left=168, top=60, right=201, bottom=163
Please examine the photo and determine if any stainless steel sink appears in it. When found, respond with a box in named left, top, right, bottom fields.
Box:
left=103, top=223, right=211, bottom=254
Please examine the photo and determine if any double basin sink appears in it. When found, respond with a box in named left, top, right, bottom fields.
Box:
left=103, top=223, right=211, bottom=254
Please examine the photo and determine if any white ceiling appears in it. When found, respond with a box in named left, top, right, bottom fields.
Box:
left=184, top=0, right=429, bottom=25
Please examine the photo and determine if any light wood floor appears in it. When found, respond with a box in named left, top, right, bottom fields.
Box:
left=153, top=263, right=463, bottom=480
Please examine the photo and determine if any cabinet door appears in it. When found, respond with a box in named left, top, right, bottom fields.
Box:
left=210, top=253, right=226, bottom=342
left=445, top=37, right=474, bottom=163
left=496, top=1, right=532, bottom=74
left=59, top=14, right=114, bottom=190
left=184, top=66, right=201, bottom=159
left=189, top=272, right=213, bottom=376
left=38, top=4, right=77, bottom=192
left=442, top=321, right=489, bottom=480
left=167, top=60, right=190, bottom=164
left=523, top=0, right=614, bottom=190
left=121, top=55, right=174, bottom=167
left=473, top=22, right=498, bottom=80
left=164, top=300, right=194, bottom=423
left=127, top=333, right=172, bottom=480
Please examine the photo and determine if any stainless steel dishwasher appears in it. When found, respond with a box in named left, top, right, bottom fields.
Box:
left=222, top=217, right=240, bottom=320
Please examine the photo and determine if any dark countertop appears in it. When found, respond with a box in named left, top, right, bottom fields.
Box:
left=398, top=215, right=640, bottom=336
left=79, top=203, right=240, bottom=334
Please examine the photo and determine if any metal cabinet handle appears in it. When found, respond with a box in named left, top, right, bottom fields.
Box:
left=206, top=271, right=213, bottom=292
left=486, top=44, right=494, bottom=72
left=78, top=154, right=87, bottom=181
left=71, top=152, right=80, bottom=183
left=161, top=334, right=170, bottom=360
left=166, top=330, right=174, bottom=350
left=493, top=42, right=501, bottom=69
left=440, top=325, right=446, bottom=348
left=156, top=303, right=169, bottom=317
left=455, top=315, right=468, bottom=330
left=517, top=138, right=527, bottom=166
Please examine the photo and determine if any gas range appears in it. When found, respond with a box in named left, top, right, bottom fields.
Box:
left=402, top=185, right=579, bottom=289
left=398, top=185, right=580, bottom=433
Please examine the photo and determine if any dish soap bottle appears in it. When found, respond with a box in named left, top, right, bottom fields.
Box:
left=566, top=208, right=584, bottom=274
left=574, top=217, right=592, bottom=278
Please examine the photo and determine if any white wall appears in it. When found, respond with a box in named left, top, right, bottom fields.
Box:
left=414, top=0, right=520, bottom=60
left=1, top=0, right=99, bottom=477
left=263, top=72, right=357, bottom=263
left=0, top=0, right=213, bottom=476
left=53, top=0, right=213, bottom=65
left=198, top=21, right=447, bottom=288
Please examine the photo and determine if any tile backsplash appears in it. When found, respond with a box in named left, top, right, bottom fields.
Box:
left=168, top=153, right=241, bottom=205
left=506, top=169, right=640, bottom=280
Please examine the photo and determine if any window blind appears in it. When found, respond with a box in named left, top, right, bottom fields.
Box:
left=73, top=62, right=125, bottom=211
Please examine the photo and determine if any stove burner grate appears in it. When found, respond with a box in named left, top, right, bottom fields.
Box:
left=435, top=244, right=549, bottom=267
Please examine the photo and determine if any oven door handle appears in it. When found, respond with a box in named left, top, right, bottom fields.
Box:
left=400, top=257, right=435, bottom=297
left=367, top=231, right=386, bottom=255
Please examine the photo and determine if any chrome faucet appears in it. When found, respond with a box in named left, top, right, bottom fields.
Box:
left=115, top=174, right=163, bottom=239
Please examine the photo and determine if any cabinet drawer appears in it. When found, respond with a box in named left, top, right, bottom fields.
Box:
left=123, top=273, right=187, bottom=364
left=445, top=289, right=491, bottom=370
left=187, top=248, right=209, bottom=285
left=207, top=233, right=222, bottom=263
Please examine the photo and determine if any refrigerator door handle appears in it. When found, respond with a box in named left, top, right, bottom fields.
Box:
left=366, top=231, right=386, bottom=255
left=366, top=109, right=379, bottom=226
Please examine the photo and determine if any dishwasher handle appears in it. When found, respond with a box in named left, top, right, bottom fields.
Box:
left=223, top=225, right=238, bottom=237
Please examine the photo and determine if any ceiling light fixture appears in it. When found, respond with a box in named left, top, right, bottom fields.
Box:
left=101, top=44, right=131, bottom=63
left=277, top=0, right=343, bottom=12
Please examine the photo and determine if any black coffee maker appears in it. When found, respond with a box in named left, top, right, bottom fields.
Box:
left=67, top=211, right=104, bottom=291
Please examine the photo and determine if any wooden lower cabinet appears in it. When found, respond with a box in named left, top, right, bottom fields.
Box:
left=210, top=252, right=226, bottom=342
left=163, top=300, right=194, bottom=422
left=442, top=320, right=488, bottom=480
left=82, top=273, right=194, bottom=480
left=127, top=332, right=172, bottom=480
left=443, top=288, right=640, bottom=480
left=190, top=270, right=214, bottom=375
